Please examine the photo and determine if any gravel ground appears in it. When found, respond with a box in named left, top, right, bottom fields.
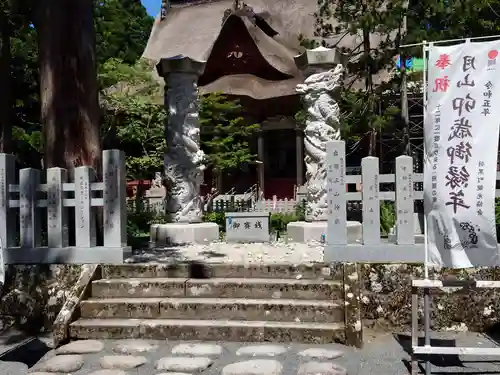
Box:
left=125, top=241, right=329, bottom=264
left=3, top=331, right=500, bottom=374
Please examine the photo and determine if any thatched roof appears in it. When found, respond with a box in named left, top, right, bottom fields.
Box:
left=142, top=0, right=397, bottom=99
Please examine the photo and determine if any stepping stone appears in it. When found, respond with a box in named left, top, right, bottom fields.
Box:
left=171, top=343, right=222, bottom=356
left=236, top=345, right=287, bottom=357
left=88, top=371, right=128, bottom=375
left=55, top=339, right=104, bottom=355
left=36, top=354, right=84, bottom=373
left=99, top=355, right=147, bottom=369
left=113, top=340, right=158, bottom=354
left=155, top=357, right=213, bottom=372
left=297, top=348, right=343, bottom=359
left=1, top=361, right=28, bottom=374
left=297, top=361, right=347, bottom=375
left=29, top=373, right=54, bottom=375
left=222, top=359, right=283, bottom=375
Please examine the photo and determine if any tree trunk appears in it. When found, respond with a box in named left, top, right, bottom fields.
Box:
left=36, top=0, right=101, bottom=170
left=36, top=1, right=103, bottom=247
left=0, top=7, right=12, bottom=153
left=363, top=26, right=376, bottom=156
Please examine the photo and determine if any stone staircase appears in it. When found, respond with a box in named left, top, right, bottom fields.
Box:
left=69, top=263, right=347, bottom=344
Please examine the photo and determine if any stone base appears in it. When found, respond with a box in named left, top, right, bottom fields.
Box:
left=150, top=222, right=219, bottom=246
left=388, top=233, right=425, bottom=244
left=286, top=221, right=362, bottom=244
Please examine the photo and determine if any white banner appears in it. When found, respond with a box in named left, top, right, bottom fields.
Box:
left=0, top=235, right=4, bottom=288
left=425, top=40, right=500, bottom=268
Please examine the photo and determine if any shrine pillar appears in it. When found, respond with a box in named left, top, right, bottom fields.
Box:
left=151, top=55, right=219, bottom=246
left=287, top=46, right=362, bottom=243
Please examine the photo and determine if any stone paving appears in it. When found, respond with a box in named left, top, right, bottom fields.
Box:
left=29, top=340, right=349, bottom=375
left=126, top=239, right=392, bottom=265
left=126, top=241, right=327, bottom=265
left=12, top=331, right=500, bottom=375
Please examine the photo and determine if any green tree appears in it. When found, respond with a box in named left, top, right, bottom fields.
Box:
left=404, top=0, right=500, bottom=53
left=0, top=0, right=33, bottom=154
left=313, top=0, right=406, bottom=154
left=100, top=60, right=261, bottom=189
left=94, top=0, right=154, bottom=65
left=0, top=0, right=13, bottom=153
left=307, top=0, right=500, bottom=160
left=10, top=24, right=44, bottom=167
left=2, top=0, right=153, bottom=167
left=199, top=93, right=259, bottom=189
left=99, top=58, right=166, bottom=180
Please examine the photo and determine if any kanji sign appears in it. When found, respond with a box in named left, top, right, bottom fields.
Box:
left=424, top=40, right=500, bottom=268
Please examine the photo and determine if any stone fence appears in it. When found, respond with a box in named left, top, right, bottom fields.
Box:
left=323, top=140, right=500, bottom=263
left=0, top=150, right=130, bottom=265
left=324, top=141, right=432, bottom=263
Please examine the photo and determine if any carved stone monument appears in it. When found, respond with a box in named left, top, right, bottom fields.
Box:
left=287, top=47, right=362, bottom=243
left=151, top=55, right=219, bottom=245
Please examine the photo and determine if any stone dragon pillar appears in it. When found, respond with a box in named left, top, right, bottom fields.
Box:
left=296, top=64, right=343, bottom=221
left=153, top=56, right=218, bottom=245
left=287, top=47, right=362, bottom=243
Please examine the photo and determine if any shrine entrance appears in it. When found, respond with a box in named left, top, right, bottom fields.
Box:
left=263, top=129, right=297, bottom=198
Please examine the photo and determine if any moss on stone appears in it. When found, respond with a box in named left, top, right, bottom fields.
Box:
left=359, top=264, right=500, bottom=331
left=0, top=265, right=82, bottom=332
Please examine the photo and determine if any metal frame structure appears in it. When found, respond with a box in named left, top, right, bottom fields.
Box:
left=379, top=91, right=424, bottom=171
left=411, top=279, right=500, bottom=375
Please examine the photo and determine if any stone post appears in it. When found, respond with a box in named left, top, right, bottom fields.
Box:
left=152, top=55, right=219, bottom=245
left=287, top=47, right=362, bottom=243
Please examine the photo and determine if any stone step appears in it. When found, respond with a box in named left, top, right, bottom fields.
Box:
left=101, top=263, right=342, bottom=280
left=69, top=318, right=345, bottom=344
left=91, top=278, right=343, bottom=300
left=80, top=297, right=344, bottom=323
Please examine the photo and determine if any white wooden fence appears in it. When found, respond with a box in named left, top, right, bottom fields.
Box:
left=0, top=150, right=130, bottom=264
left=254, top=198, right=300, bottom=213
left=208, top=197, right=303, bottom=214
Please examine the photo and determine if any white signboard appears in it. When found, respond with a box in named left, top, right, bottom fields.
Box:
left=425, top=40, right=500, bottom=267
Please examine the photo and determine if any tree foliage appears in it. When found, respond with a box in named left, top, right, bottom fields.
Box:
left=94, top=0, right=154, bottom=65
left=99, top=58, right=166, bottom=180
left=306, top=0, right=406, bottom=153
left=98, top=60, right=259, bottom=183
left=404, top=0, right=500, bottom=55
left=200, top=93, right=259, bottom=175
left=2, top=0, right=153, bottom=167
left=316, top=0, right=406, bottom=88
left=7, top=0, right=500, bottom=172
left=309, top=0, right=500, bottom=154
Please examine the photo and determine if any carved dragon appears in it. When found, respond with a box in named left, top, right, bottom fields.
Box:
left=296, top=64, right=344, bottom=221
left=164, top=73, right=205, bottom=223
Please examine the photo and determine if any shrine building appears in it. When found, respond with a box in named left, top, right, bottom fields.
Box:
left=142, top=0, right=392, bottom=198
